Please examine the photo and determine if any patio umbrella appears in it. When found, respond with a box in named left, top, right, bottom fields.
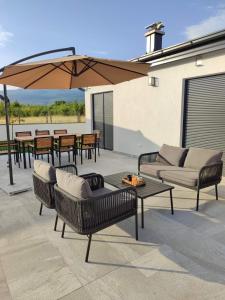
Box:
left=0, top=47, right=149, bottom=185
left=0, top=55, right=149, bottom=89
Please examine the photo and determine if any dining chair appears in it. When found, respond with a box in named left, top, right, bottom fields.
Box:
left=15, top=131, right=32, bottom=160
left=77, top=134, right=97, bottom=164
left=54, top=134, right=77, bottom=166
left=28, top=136, right=54, bottom=167
left=0, top=140, right=20, bottom=167
left=35, top=129, right=50, bottom=136
left=53, top=129, right=68, bottom=135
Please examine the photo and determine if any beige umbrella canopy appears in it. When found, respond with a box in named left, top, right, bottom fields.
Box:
left=0, top=55, right=149, bottom=89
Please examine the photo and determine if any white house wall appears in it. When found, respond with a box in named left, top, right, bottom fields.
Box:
left=85, top=48, right=225, bottom=156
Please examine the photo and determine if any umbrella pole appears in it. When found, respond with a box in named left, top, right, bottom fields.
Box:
left=3, top=84, right=14, bottom=185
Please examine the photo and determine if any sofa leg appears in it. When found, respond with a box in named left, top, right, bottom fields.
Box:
left=85, top=234, right=92, bottom=263
left=135, top=213, right=138, bottom=240
left=196, top=189, right=200, bottom=211
left=61, top=222, right=66, bottom=238
left=54, top=215, right=58, bottom=231
left=215, top=184, right=218, bottom=200
left=39, top=203, right=43, bottom=216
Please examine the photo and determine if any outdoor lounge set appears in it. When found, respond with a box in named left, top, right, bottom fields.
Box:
left=32, top=143, right=223, bottom=262
left=138, top=144, right=223, bottom=210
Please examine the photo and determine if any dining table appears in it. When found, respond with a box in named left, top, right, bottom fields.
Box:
left=15, top=133, right=81, bottom=169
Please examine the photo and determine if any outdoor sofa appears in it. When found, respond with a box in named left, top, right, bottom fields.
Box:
left=138, top=144, right=223, bottom=211
left=33, top=160, right=138, bottom=262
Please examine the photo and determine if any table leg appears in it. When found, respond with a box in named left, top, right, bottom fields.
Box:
left=170, top=189, right=174, bottom=215
left=141, top=198, right=144, bottom=228
left=22, top=141, right=27, bottom=169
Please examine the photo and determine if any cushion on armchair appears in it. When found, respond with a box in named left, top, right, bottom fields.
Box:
left=156, top=144, right=188, bottom=166
left=33, top=160, right=56, bottom=182
left=184, top=147, right=223, bottom=170
left=56, top=169, right=92, bottom=200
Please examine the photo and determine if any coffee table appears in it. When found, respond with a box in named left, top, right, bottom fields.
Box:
left=104, top=172, right=174, bottom=228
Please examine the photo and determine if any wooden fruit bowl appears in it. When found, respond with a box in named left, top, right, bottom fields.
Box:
left=122, top=176, right=145, bottom=187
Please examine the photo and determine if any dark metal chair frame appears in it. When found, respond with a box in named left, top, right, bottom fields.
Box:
left=28, top=136, right=55, bottom=167
left=138, top=151, right=223, bottom=211
left=54, top=173, right=138, bottom=262
left=33, top=164, right=78, bottom=232
left=54, top=134, right=77, bottom=166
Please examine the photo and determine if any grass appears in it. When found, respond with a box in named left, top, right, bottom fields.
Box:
left=0, top=115, right=85, bottom=124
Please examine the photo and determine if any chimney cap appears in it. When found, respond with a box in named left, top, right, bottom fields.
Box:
left=145, top=21, right=164, bottom=31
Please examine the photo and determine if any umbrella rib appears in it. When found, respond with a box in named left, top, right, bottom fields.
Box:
left=24, top=64, right=61, bottom=89
left=61, top=62, right=72, bottom=73
left=0, top=64, right=50, bottom=80
left=77, top=61, right=98, bottom=76
left=80, top=59, right=114, bottom=84
left=89, top=59, right=148, bottom=76
left=50, top=63, right=72, bottom=75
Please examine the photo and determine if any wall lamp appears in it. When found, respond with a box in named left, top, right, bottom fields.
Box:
left=148, top=76, right=159, bottom=87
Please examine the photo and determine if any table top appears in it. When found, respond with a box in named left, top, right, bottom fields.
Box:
left=15, top=133, right=82, bottom=142
left=104, top=171, right=174, bottom=199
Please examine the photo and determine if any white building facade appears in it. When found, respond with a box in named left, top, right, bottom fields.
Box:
left=85, top=26, right=225, bottom=158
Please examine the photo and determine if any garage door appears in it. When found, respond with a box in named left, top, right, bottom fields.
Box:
left=183, top=73, right=225, bottom=172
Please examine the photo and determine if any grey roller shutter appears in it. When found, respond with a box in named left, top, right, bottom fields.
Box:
left=183, top=73, right=225, bottom=172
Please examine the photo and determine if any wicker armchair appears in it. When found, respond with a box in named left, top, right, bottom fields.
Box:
left=33, top=164, right=78, bottom=231
left=54, top=173, right=138, bottom=262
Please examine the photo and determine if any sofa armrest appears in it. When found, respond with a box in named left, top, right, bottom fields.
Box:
left=138, top=152, right=159, bottom=173
left=32, top=172, right=55, bottom=208
left=198, top=162, right=223, bottom=187
left=54, top=185, right=137, bottom=234
left=80, top=173, right=104, bottom=190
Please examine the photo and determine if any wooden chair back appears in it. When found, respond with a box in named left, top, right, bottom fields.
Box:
left=59, top=135, right=76, bottom=147
left=54, top=129, right=68, bottom=134
left=35, top=129, right=50, bottom=136
left=15, top=131, right=32, bottom=137
left=34, top=136, right=53, bottom=149
left=82, top=134, right=96, bottom=145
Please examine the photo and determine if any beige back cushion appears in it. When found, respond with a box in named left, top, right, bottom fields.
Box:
left=33, top=160, right=56, bottom=182
left=156, top=144, right=188, bottom=166
left=184, top=147, right=223, bottom=170
left=56, top=169, right=92, bottom=200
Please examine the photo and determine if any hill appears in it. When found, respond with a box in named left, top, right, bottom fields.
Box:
left=5, top=89, right=84, bottom=105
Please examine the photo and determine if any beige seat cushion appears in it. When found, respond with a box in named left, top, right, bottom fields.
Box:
left=160, top=168, right=199, bottom=187
left=33, top=160, right=56, bottom=182
left=184, top=147, right=223, bottom=170
left=56, top=169, right=92, bottom=200
left=140, top=162, right=183, bottom=178
left=156, top=144, right=188, bottom=166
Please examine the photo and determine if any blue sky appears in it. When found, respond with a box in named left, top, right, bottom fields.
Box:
left=0, top=0, right=225, bottom=70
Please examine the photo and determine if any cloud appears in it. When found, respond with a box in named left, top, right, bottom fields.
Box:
left=185, top=8, right=225, bottom=39
left=0, top=26, right=13, bottom=47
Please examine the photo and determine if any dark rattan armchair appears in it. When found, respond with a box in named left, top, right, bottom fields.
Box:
left=33, top=164, right=78, bottom=231
left=54, top=173, right=138, bottom=262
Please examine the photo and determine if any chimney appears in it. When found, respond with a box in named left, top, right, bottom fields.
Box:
left=145, top=21, right=165, bottom=53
